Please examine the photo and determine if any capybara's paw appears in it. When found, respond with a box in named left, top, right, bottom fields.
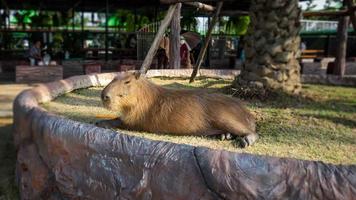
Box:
left=238, top=138, right=249, bottom=148
left=238, top=133, right=259, bottom=148
left=95, top=120, right=114, bottom=129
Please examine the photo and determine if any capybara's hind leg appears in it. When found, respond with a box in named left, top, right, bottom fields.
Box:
left=204, top=130, right=234, bottom=141
left=220, top=133, right=233, bottom=141
left=238, top=133, right=259, bottom=148
left=216, top=122, right=258, bottom=147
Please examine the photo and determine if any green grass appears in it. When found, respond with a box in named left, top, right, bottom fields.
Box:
left=42, top=77, right=356, bottom=165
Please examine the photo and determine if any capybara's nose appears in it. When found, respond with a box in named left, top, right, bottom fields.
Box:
left=101, top=93, right=110, bottom=101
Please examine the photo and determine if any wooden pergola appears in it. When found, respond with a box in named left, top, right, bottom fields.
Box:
left=2, top=0, right=355, bottom=77
left=136, top=0, right=356, bottom=80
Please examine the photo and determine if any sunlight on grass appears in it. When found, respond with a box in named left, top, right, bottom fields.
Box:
left=42, top=77, right=356, bottom=164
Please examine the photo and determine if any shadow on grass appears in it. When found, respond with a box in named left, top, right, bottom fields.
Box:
left=257, top=120, right=356, bottom=146
left=0, top=122, right=19, bottom=199
left=51, top=88, right=103, bottom=108
left=239, top=85, right=356, bottom=116
left=299, top=113, right=356, bottom=129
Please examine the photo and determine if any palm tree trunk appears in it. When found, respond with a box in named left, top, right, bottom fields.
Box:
left=234, top=0, right=302, bottom=95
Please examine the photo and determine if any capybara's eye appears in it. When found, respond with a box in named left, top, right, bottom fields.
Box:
left=124, top=81, right=130, bottom=84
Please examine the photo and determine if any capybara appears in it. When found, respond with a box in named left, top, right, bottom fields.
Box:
left=96, top=72, right=258, bottom=147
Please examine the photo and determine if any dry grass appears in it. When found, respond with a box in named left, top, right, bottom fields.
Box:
left=42, top=77, right=356, bottom=165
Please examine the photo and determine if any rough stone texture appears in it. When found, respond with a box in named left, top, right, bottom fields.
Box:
left=13, top=72, right=356, bottom=199
left=236, top=0, right=302, bottom=94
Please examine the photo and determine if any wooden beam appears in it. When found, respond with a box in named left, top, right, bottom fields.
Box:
left=220, top=10, right=249, bottom=16
left=303, top=5, right=356, bottom=17
left=184, top=2, right=215, bottom=12
left=345, top=0, right=356, bottom=30
left=169, top=3, right=182, bottom=69
left=189, top=1, right=223, bottom=83
left=105, top=0, right=109, bottom=61
left=333, top=16, right=349, bottom=76
left=303, top=10, right=349, bottom=17
left=140, top=4, right=178, bottom=74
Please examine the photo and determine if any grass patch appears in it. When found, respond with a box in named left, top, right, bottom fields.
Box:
left=42, top=77, right=356, bottom=165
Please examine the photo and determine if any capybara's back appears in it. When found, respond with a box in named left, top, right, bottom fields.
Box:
left=99, top=72, right=258, bottom=147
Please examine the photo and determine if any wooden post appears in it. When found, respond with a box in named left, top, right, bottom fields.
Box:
left=105, top=0, right=109, bottom=61
left=345, top=0, right=356, bottom=30
left=189, top=1, right=223, bottom=83
left=334, top=16, right=349, bottom=76
left=72, top=8, right=75, bottom=32
left=169, top=3, right=182, bottom=69
left=81, top=3, right=84, bottom=49
left=140, top=4, right=178, bottom=74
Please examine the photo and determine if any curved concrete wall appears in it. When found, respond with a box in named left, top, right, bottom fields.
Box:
left=13, top=71, right=356, bottom=199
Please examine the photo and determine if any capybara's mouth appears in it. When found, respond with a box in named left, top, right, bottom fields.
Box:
left=102, top=100, right=112, bottom=110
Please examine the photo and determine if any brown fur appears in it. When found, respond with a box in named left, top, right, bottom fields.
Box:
left=99, top=72, right=258, bottom=146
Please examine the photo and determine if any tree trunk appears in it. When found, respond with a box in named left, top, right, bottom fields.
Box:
left=189, top=2, right=223, bottom=83
left=234, top=0, right=302, bottom=95
left=345, top=0, right=356, bottom=30
left=169, top=3, right=182, bottom=69
left=333, top=16, right=349, bottom=76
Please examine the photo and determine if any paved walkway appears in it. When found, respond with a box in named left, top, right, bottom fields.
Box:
left=0, top=82, right=33, bottom=117
left=0, top=82, right=33, bottom=198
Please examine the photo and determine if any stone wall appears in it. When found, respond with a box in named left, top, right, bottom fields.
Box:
left=13, top=71, right=356, bottom=199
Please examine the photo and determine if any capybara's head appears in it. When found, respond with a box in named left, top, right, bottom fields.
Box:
left=101, top=71, right=141, bottom=111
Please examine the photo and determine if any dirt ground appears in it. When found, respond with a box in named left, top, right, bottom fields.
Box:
left=0, top=83, right=32, bottom=117
left=0, top=82, right=32, bottom=199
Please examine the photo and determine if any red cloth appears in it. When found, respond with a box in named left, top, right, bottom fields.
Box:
left=180, top=43, right=189, bottom=64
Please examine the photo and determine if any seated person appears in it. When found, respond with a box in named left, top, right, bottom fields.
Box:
left=28, top=41, right=42, bottom=66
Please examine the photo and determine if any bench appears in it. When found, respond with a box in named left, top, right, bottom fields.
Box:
left=301, top=49, right=325, bottom=59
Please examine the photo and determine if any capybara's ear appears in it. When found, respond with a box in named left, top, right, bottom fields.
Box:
left=133, top=71, right=141, bottom=80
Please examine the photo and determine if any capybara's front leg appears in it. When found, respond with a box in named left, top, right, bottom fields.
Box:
left=95, top=118, right=126, bottom=129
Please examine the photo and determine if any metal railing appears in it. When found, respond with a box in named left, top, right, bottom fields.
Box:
left=136, top=21, right=162, bottom=60
left=301, top=19, right=339, bottom=32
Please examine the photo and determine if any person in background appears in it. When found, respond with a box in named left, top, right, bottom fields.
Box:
left=28, top=40, right=42, bottom=66
left=299, top=41, right=307, bottom=74
left=180, top=36, right=192, bottom=68
left=157, top=35, right=170, bottom=69
left=125, top=34, right=137, bottom=49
